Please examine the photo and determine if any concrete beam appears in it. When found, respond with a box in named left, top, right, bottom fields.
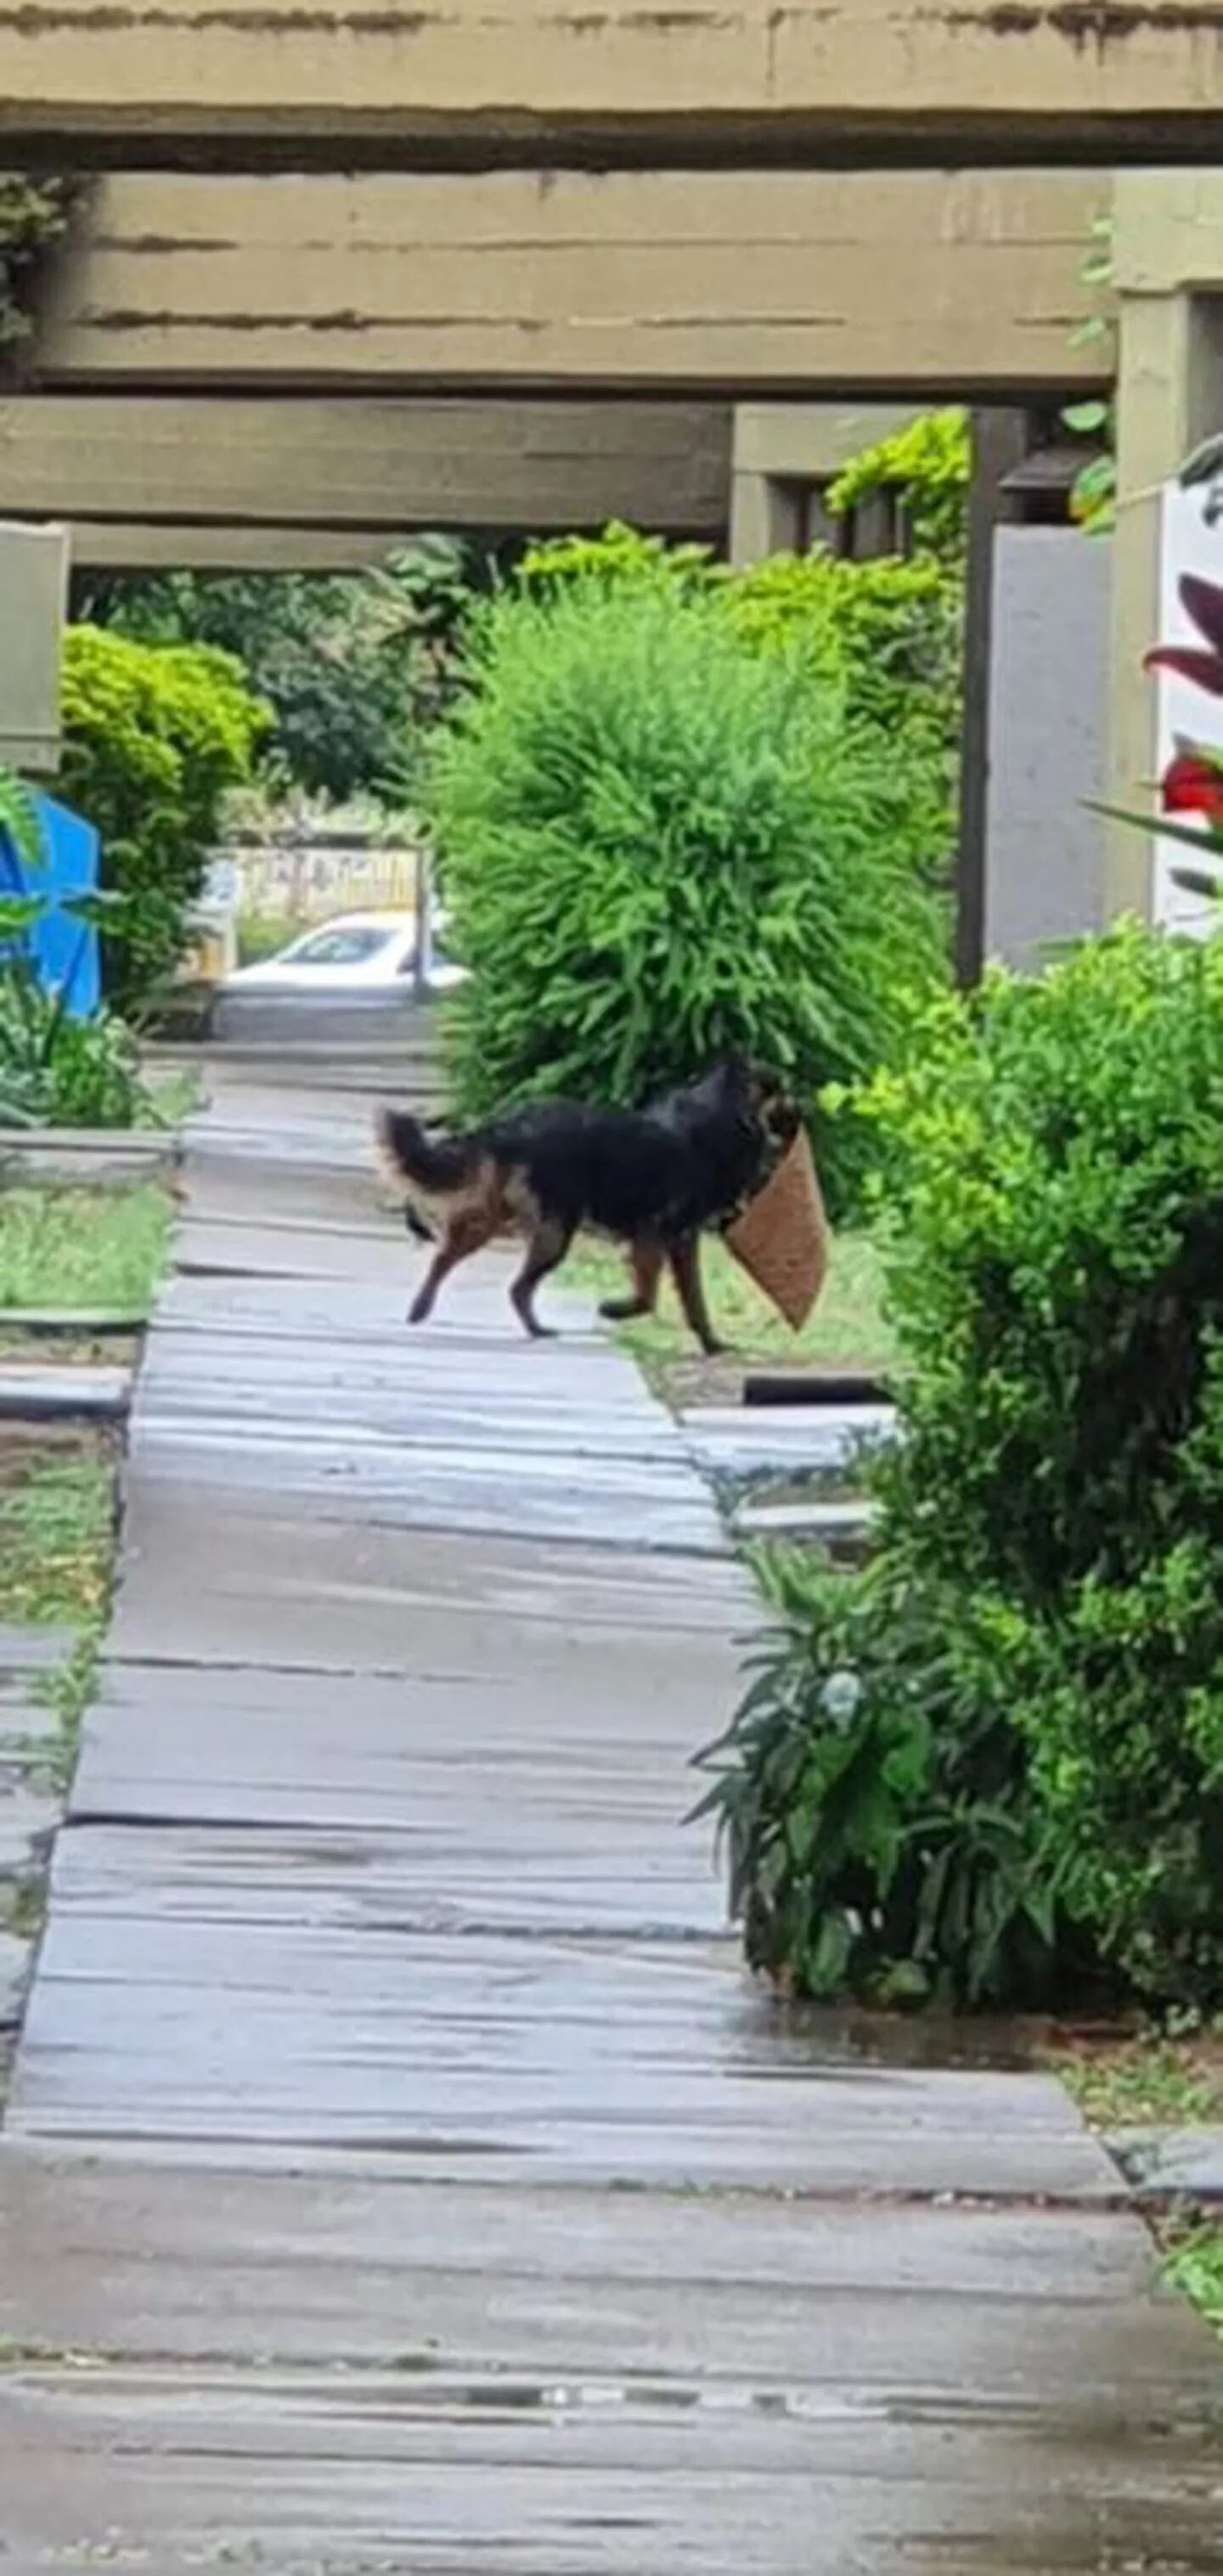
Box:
left=33, top=171, right=1107, bottom=397
left=730, top=406, right=923, bottom=482
left=0, top=2, right=1221, bottom=166
left=0, top=395, right=734, bottom=555
left=66, top=525, right=464, bottom=572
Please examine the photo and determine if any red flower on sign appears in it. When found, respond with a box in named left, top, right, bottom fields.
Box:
left=1161, top=752, right=1223, bottom=822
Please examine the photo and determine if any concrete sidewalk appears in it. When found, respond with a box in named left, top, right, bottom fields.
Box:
left=0, top=1068, right=1220, bottom=2573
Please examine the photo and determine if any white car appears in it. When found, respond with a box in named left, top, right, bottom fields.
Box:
left=208, top=909, right=467, bottom=1040
left=220, top=909, right=466, bottom=998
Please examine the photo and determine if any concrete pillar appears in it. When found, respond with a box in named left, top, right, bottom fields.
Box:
left=728, top=403, right=919, bottom=566
left=956, top=412, right=1028, bottom=984
left=729, top=468, right=803, bottom=564
left=0, top=521, right=69, bottom=775
left=1109, top=176, right=1223, bottom=921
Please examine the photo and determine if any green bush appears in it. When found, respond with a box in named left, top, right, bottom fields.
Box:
left=0, top=764, right=151, bottom=1129
left=826, top=408, right=970, bottom=563
left=724, top=551, right=960, bottom=877
left=0, top=960, right=150, bottom=1128
left=428, top=576, right=945, bottom=1214
left=520, top=523, right=710, bottom=598
left=701, top=922, right=1223, bottom=2012
left=697, top=1548, right=1086, bottom=2009
left=520, top=521, right=961, bottom=880
left=60, top=626, right=270, bottom=1015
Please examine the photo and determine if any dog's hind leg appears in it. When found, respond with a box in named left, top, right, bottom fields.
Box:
left=668, top=1233, right=725, bottom=1357
left=409, top=1206, right=497, bottom=1325
left=599, top=1241, right=663, bottom=1324
left=510, top=1217, right=574, bottom=1340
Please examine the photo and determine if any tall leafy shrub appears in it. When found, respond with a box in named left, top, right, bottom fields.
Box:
left=724, top=552, right=960, bottom=879
left=702, top=922, right=1223, bottom=2011
left=521, top=521, right=961, bottom=885
left=60, top=627, right=270, bottom=1013
left=428, top=578, right=944, bottom=1213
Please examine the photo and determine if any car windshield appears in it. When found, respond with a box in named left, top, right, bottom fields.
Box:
left=279, top=925, right=397, bottom=967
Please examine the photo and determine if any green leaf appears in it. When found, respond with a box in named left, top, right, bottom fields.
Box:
left=1062, top=399, right=1111, bottom=435
left=0, top=766, right=45, bottom=875
left=0, top=893, right=47, bottom=939
left=1084, top=798, right=1223, bottom=857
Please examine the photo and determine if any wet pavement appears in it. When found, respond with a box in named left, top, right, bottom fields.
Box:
left=0, top=1058, right=1220, bottom=2572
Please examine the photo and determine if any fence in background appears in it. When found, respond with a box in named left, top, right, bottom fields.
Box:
left=217, top=836, right=424, bottom=925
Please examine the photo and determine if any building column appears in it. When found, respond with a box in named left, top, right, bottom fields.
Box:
left=0, top=521, right=69, bottom=775
left=728, top=469, right=803, bottom=565
left=726, top=403, right=919, bottom=567
left=955, top=410, right=1028, bottom=985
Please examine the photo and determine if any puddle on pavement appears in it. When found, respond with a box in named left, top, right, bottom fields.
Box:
left=741, top=1998, right=1066, bottom=2073
left=730, top=1988, right=1117, bottom=2071
left=319, top=2365, right=1223, bottom=2447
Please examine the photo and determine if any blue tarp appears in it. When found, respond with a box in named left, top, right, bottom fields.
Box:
left=0, top=792, right=101, bottom=1018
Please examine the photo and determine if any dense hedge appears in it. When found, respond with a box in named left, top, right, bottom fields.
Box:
left=700, top=923, right=1223, bottom=2012
left=521, top=521, right=961, bottom=884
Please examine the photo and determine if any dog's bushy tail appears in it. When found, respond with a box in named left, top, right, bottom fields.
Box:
left=375, top=1106, right=476, bottom=1195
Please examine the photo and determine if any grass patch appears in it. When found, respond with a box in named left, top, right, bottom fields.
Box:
left=1162, top=2225, right=1223, bottom=2336
left=567, top=1230, right=894, bottom=1394
left=1057, top=2036, right=1223, bottom=2131
left=0, top=1453, right=115, bottom=1629
left=34, top=1628, right=104, bottom=1794
left=238, top=910, right=292, bottom=967
left=0, top=1447, right=116, bottom=1800
left=0, top=1184, right=172, bottom=1316
left=140, top=1066, right=201, bottom=1129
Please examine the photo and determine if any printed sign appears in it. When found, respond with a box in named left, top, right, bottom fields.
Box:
left=1153, top=482, right=1223, bottom=939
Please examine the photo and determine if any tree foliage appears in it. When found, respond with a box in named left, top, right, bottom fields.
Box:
left=60, top=626, right=270, bottom=1012
left=77, top=538, right=480, bottom=805
left=0, top=172, right=81, bottom=356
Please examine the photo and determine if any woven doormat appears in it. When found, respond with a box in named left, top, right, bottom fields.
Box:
left=724, top=1127, right=830, bottom=1332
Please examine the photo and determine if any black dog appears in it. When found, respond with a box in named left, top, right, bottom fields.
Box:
left=375, top=1058, right=798, bottom=1350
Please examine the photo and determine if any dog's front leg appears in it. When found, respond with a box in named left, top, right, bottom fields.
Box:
left=409, top=1208, right=495, bottom=1324
left=510, top=1218, right=574, bottom=1339
left=668, top=1234, right=726, bottom=1357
